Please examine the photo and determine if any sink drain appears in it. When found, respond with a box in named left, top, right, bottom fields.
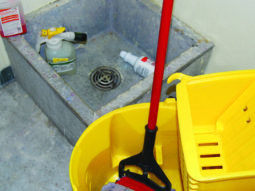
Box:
left=90, top=66, right=121, bottom=91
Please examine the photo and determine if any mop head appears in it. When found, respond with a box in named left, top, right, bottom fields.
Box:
left=101, top=177, right=176, bottom=191
left=101, top=177, right=153, bottom=191
left=101, top=183, right=134, bottom=191
left=116, top=177, right=155, bottom=191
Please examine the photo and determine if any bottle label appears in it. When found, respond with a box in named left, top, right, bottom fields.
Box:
left=0, top=7, right=23, bottom=36
left=141, top=57, right=155, bottom=66
left=53, top=58, right=69, bottom=63
left=136, top=65, right=152, bottom=77
left=49, top=58, right=76, bottom=74
left=135, top=58, right=155, bottom=77
left=51, top=62, right=76, bottom=73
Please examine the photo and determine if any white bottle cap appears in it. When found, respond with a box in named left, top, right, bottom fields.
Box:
left=120, top=51, right=127, bottom=58
left=46, top=38, right=62, bottom=50
left=120, top=51, right=138, bottom=66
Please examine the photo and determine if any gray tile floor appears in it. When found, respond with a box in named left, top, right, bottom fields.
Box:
left=0, top=82, right=73, bottom=191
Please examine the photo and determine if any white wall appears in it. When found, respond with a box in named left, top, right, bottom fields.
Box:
left=0, top=38, right=10, bottom=70
left=154, top=0, right=255, bottom=73
left=21, top=0, right=55, bottom=14
left=1, top=0, right=255, bottom=73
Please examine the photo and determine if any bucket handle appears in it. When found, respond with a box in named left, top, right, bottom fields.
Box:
left=167, top=73, right=190, bottom=84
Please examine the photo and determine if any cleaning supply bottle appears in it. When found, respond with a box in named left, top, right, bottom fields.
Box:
left=36, top=27, right=87, bottom=75
left=120, top=51, right=155, bottom=77
left=0, top=0, right=27, bottom=37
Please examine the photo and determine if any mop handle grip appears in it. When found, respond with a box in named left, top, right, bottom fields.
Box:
left=148, top=0, right=174, bottom=130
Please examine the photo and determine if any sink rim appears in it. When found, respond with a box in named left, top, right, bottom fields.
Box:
left=4, top=0, right=214, bottom=145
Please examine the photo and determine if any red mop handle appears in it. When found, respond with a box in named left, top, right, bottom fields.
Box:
left=148, top=0, right=174, bottom=130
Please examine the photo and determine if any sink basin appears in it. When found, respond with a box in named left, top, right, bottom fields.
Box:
left=3, top=0, right=213, bottom=145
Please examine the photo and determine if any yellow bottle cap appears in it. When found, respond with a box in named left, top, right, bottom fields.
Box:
left=41, top=27, right=66, bottom=39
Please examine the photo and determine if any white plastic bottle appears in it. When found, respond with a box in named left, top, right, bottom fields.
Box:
left=0, top=0, right=27, bottom=37
left=120, top=51, right=155, bottom=77
left=36, top=27, right=87, bottom=75
left=45, top=38, right=76, bottom=75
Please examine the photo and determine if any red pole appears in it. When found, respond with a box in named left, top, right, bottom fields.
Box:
left=147, top=0, right=174, bottom=130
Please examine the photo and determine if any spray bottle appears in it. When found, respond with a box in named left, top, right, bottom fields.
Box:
left=0, top=0, right=27, bottom=37
left=36, top=27, right=87, bottom=75
left=120, top=51, right=155, bottom=78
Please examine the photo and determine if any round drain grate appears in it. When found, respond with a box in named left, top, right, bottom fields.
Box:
left=90, top=66, right=121, bottom=91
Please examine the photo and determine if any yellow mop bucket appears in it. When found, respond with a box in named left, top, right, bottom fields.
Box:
left=69, top=99, right=183, bottom=191
left=168, top=70, right=255, bottom=191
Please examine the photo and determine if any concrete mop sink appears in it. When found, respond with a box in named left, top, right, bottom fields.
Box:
left=4, top=0, right=213, bottom=145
